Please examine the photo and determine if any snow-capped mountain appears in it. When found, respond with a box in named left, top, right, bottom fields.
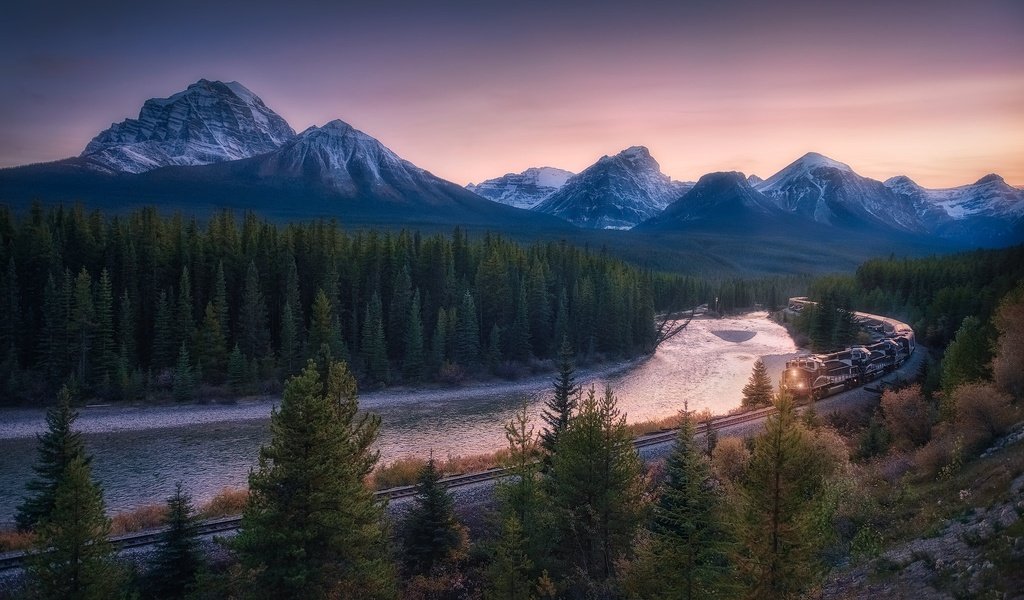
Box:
left=754, top=152, right=923, bottom=233
left=639, top=171, right=779, bottom=229
left=80, top=79, right=295, bottom=174
left=534, top=146, right=693, bottom=229
left=466, top=167, right=574, bottom=209
left=885, top=173, right=1024, bottom=243
left=746, top=174, right=764, bottom=186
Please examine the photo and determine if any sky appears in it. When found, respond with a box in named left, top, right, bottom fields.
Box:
left=1, top=0, right=1022, bottom=187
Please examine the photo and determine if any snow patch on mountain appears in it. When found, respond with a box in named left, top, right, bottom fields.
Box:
left=81, top=79, right=295, bottom=174
left=467, top=166, right=574, bottom=209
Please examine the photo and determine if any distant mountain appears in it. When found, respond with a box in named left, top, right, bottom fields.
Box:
left=80, top=79, right=295, bottom=174
left=466, top=167, right=574, bottom=209
left=638, top=171, right=780, bottom=231
left=753, top=152, right=923, bottom=233
left=885, top=173, right=1024, bottom=244
left=534, top=146, right=693, bottom=229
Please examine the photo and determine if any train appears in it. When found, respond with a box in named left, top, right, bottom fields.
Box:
left=781, top=297, right=916, bottom=400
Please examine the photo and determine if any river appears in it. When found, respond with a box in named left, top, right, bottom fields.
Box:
left=0, top=312, right=797, bottom=523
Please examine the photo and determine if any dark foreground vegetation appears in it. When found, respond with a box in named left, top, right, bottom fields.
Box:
left=9, top=243, right=1022, bottom=597
left=0, top=204, right=807, bottom=406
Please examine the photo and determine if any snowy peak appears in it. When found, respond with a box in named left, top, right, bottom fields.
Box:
left=534, top=146, right=692, bottom=229
left=974, top=173, right=1005, bottom=186
left=884, top=171, right=1024, bottom=224
left=643, top=171, right=778, bottom=227
left=81, top=79, right=295, bottom=174
left=759, top=151, right=852, bottom=191
left=467, top=166, right=574, bottom=209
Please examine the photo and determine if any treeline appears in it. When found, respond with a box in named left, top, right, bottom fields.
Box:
left=652, top=273, right=808, bottom=315
left=0, top=204, right=672, bottom=403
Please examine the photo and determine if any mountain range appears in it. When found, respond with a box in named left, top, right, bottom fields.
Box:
left=1, top=79, right=1022, bottom=250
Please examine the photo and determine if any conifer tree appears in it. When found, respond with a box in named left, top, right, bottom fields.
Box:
left=361, top=293, right=390, bottom=385
left=526, top=261, right=551, bottom=357
left=234, top=360, right=395, bottom=599
left=196, top=302, right=227, bottom=382
left=487, top=324, right=503, bottom=373
left=213, top=260, right=230, bottom=344
left=16, top=386, right=89, bottom=531
left=153, top=289, right=175, bottom=369
left=117, top=289, right=136, bottom=372
left=24, top=455, right=125, bottom=600
left=540, top=338, right=579, bottom=457
left=544, top=386, right=645, bottom=590
left=238, top=260, right=270, bottom=360
left=146, top=482, right=203, bottom=599
left=400, top=457, right=465, bottom=576
left=40, top=273, right=67, bottom=379
left=403, top=290, right=425, bottom=380
left=643, top=408, right=733, bottom=599
left=388, top=265, right=412, bottom=361
left=507, top=285, right=531, bottom=362
left=173, top=342, right=195, bottom=403
left=742, top=359, right=774, bottom=408
left=280, top=301, right=301, bottom=376
left=94, top=269, right=116, bottom=386
left=0, top=257, right=20, bottom=365
left=454, top=291, right=480, bottom=368
left=175, top=266, right=195, bottom=353
left=736, top=390, right=826, bottom=598
left=283, top=255, right=304, bottom=346
left=308, top=288, right=342, bottom=362
left=553, top=288, right=570, bottom=352
left=429, top=307, right=448, bottom=372
left=486, top=516, right=535, bottom=600
left=70, top=268, right=95, bottom=385
left=940, top=316, right=993, bottom=398
left=227, top=344, right=248, bottom=395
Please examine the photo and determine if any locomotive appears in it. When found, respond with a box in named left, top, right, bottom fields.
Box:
left=781, top=298, right=915, bottom=400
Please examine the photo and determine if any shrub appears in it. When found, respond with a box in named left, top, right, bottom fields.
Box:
left=952, top=382, right=1018, bottom=452
left=199, top=487, right=249, bottom=519
left=881, top=385, right=932, bottom=449
left=110, top=503, right=168, bottom=534
left=711, top=436, right=750, bottom=484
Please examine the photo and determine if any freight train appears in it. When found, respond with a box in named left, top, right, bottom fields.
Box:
left=781, top=298, right=915, bottom=400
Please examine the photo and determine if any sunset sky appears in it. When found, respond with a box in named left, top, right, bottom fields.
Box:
left=1, top=0, right=1022, bottom=187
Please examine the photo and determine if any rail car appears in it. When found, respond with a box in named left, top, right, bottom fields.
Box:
left=782, top=298, right=915, bottom=400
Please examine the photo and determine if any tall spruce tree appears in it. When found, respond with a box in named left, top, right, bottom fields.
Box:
left=173, top=342, right=195, bottom=403
left=238, top=261, right=270, bottom=361
left=308, top=288, right=343, bottom=362
left=233, top=360, right=395, bottom=599
left=153, top=289, right=175, bottom=369
left=540, top=338, right=579, bottom=457
left=403, top=290, right=425, bottom=380
left=16, top=387, right=89, bottom=531
left=279, top=301, right=301, bottom=377
left=361, top=293, right=390, bottom=385
left=195, top=302, right=227, bottom=382
left=70, top=268, right=95, bottom=386
left=454, top=291, right=480, bottom=368
left=741, top=359, right=774, bottom=408
left=544, top=386, right=645, bottom=591
left=213, top=260, right=230, bottom=345
left=736, top=390, right=825, bottom=598
left=175, top=266, right=195, bottom=353
left=117, top=289, right=136, bottom=373
left=400, top=457, right=465, bottom=576
left=145, top=482, right=203, bottom=600
left=94, top=269, right=116, bottom=386
left=24, top=455, right=125, bottom=600
left=227, top=344, right=248, bottom=395
left=643, top=407, right=733, bottom=599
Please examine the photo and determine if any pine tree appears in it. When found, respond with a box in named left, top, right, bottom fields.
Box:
left=16, top=386, right=89, bottom=531
left=233, top=360, right=396, bottom=599
left=70, top=268, right=95, bottom=386
left=24, top=455, right=125, bottom=600
left=40, top=273, right=68, bottom=379
left=146, top=482, right=203, bottom=599
left=0, top=258, right=20, bottom=365
left=544, top=386, right=645, bottom=589
left=403, top=290, right=425, bottom=380
left=175, top=266, right=195, bottom=353
left=507, top=285, right=531, bottom=362
left=117, top=289, right=136, bottom=373
left=227, top=344, right=248, bottom=395
left=153, top=289, right=175, bottom=369
left=173, top=342, right=195, bottom=403
left=238, top=261, right=270, bottom=360
left=94, top=269, right=116, bottom=386
left=736, top=390, right=826, bottom=598
left=486, top=516, right=535, bottom=600
left=940, top=316, right=993, bottom=398
left=540, top=338, right=579, bottom=457
left=196, top=302, right=228, bottom=382
left=643, top=408, right=733, bottom=599
left=552, top=288, right=570, bottom=354
left=388, top=265, right=413, bottom=361
left=308, top=288, right=343, bottom=362
left=742, top=359, right=774, bottom=408
left=429, top=307, right=448, bottom=372
left=487, top=324, right=503, bottom=373
left=361, top=293, right=390, bottom=385
left=280, top=301, right=301, bottom=377
left=400, top=457, right=465, bottom=576
left=454, top=291, right=480, bottom=368
left=213, top=260, right=230, bottom=345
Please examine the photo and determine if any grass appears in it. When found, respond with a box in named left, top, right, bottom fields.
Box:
left=369, top=449, right=512, bottom=490
left=0, top=529, right=35, bottom=553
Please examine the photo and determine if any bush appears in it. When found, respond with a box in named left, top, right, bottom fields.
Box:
left=880, top=385, right=932, bottom=449
left=199, top=487, right=249, bottom=519
left=711, top=436, right=750, bottom=484
left=438, top=361, right=465, bottom=384
left=111, top=503, right=168, bottom=534
left=952, top=382, right=1018, bottom=452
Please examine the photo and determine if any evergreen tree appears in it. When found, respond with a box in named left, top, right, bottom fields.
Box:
left=454, top=291, right=480, bottom=368
left=552, top=288, right=570, bottom=354
left=741, top=359, right=774, bottom=408
left=487, top=324, right=503, bottom=373
left=279, top=301, right=301, bottom=376
left=94, top=269, right=116, bottom=386
left=175, top=266, right=195, bottom=353
left=429, top=307, right=448, bottom=372
left=173, top=342, right=195, bottom=403
left=940, top=316, right=993, bottom=398
left=0, top=257, right=20, bottom=366
left=145, top=483, right=203, bottom=599
left=227, top=344, right=248, bottom=395
left=403, top=290, right=425, bottom=380
left=213, top=260, right=230, bottom=345
left=116, top=289, right=136, bottom=373
left=507, top=285, right=531, bottom=362
left=544, top=386, right=645, bottom=590
left=69, top=268, right=95, bottom=385
left=736, top=390, right=827, bottom=598
left=486, top=517, right=535, bottom=600
left=153, top=289, right=175, bottom=369
left=196, top=302, right=228, bottom=382
left=40, top=273, right=68, bottom=379
left=642, top=408, right=733, bottom=599
left=388, top=265, right=413, bottom=361
left=400, top=457, right=465, bottom=576
left=24, top=455, right=125, bottom=600
left=283, top=255, right=304, bottom=350
left=540, top=339, right=579, bottom=457
left=16, top=386, right=89, bottom=531
left=526, top=261, right=552, bottom=357
left=238, top=261, right=270, bottom=360
left=308, top=288, right=343, bottom=362
left=361, top=293, right=390, bottom=385
left=233, top=360, right=396, bottom=599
